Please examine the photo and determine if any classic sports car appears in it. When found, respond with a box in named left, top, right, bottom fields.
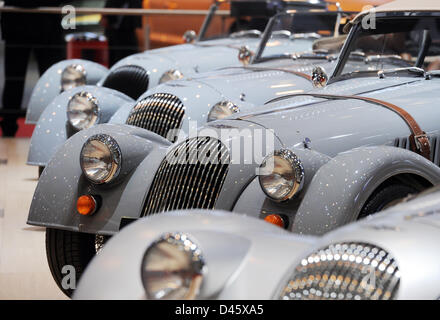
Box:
left=25, top=0, right=322, bottom=125
left=73, top=186, right=440, bottom=300
left=27, top=8, right=353, bottom=172
left=27, top=0, right=440, bottom=295
left=24, top=0, right=289, bottom=124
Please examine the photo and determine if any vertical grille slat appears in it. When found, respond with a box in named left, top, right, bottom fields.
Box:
left=102, top=65, right=149, bottom=100
left=142, top=137, right=230, bottom=216
left=395, top=135, right=440, bottom=164
left=434, top=137, right=440, bottom=166
left=126, top=93, right=185, bottom=142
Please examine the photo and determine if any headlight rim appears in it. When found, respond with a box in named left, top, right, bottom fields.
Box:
left=67, top=91, right=100, bottom=131
left=159, top=69, right=184, bottom=84
left=61, top=64, right=87, bottom=92
left=80, top=134, right=122, bottom=185
left=207, top=100, right=240, bottom=122
left=259, top=149, right=304, bottom=202
left=141, top=232, right=206, bottom=300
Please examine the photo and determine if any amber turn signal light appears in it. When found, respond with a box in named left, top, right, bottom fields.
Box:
left=264, top=214, right=285, bottom=228
left=77, top=195, right=97, bottom=216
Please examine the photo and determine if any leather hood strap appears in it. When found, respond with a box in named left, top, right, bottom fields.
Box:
left=308, top=93, right=431, bottom=160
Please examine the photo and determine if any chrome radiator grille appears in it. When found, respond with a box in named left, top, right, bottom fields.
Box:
left=102, top=65, right=149, bottom=100
left=126, top=93, right=185, bottom=142
left=142, top=137, right=230, bottom=216
left=279, top=242, right=400, bottom=300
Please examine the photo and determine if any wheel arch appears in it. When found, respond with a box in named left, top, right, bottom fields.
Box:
left=293, top=146, right=440, bottom=235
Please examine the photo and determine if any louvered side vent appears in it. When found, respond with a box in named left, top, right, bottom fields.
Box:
left=142, top=137, right=230, bottom=216
left=102, top=65, right=149, bottom=99
left=394, top=135, right=439, bottom=165
left=126, top=93, right=185, bottom=142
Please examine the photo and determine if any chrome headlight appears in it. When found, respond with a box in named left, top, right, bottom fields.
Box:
left=159, top=69, right=184, bottom=84
left=67, top=92, right=99, bottom=131
left=277, top=242, right=400, bottom=300
left=141, top=232, right=205, bottom=300
left=259, top=149, right=304, bottom=202
left=207, top=101, right=239, bottom=122
left=80, top=134, right=121, bottom=184
left=61, top=64, right=86, bottom=92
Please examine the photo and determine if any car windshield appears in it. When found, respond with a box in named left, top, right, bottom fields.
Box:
left=333, top=16, right=440, bottom=80
left=252, top=10, right=353, bottom=63
left=198, top=1, right=272, bottom=41
left=198, top=2, right=236, bottom=41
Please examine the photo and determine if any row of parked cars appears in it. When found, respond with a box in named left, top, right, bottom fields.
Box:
left=24, top=0, right=440, bottom=299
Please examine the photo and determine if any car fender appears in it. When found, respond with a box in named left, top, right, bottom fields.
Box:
left=233, top=147, right=332, bottom=222
left=293, top=146, right=440, bottom=235
left=26, top=59, right=108, bottom=124
left=73, top=211, right=316, bottom=300
left=275, top=190, right=440, bottom=300
left=27, top=124, right=171, bottom=234
left=27, top=86, right=134, bottom=167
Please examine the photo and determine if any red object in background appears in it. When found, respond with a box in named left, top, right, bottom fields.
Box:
left=66, top=33, right=109, bottom=68
left=0, top=117, right=35, bottom=138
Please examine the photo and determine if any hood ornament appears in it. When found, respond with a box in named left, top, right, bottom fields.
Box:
left=238, top=46, right=253, bottom=66
left=183, top=30, right=197, bottom=43
left=311, top=66, right=328, bottom=88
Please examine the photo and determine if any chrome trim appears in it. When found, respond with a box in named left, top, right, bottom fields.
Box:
left=230, top=29, right=262, bottom=39
left=278, top=242, right=400, bottom=300
left=126, top=93, right=185, bottom=142
left=80, top=134, right=122, bottom=184
left=61, top=64, right=87, bottom=92
left=159, top=69, right=184, bottom=84
left=259, top=149, right=304, bottom=202
left=238, top=45, right=253, bottom=65
left=142, top=137, right=230, bottom=216
left=311, top=66, right=328, bottom=88
left=207, top=101, right=240, bottom=122
left=141, top=232, right=206, bottom=300
left=67, top=91, right=100, bottom=131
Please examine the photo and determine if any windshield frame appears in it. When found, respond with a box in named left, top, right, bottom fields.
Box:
left=329, top=11, right=440, bottom=84
left=197, top=2, right=226, bottom=42
left=251, top=10, right=354, bottom=64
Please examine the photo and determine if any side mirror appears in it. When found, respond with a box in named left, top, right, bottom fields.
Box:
left=238, top=46, right=253, bottom=66
left=311, top=66, right=328, bottom=88
left=183, top=30, right=197, bottom=43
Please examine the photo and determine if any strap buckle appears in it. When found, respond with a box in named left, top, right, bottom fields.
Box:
left=414, top=133, right=429, bottom=151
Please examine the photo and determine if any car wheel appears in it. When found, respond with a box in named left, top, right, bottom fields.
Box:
left=358, top=184, right=418, bottom=219
left=45, top=228, right=96, bottom=297
left=38, top=166, right=45, bottom=177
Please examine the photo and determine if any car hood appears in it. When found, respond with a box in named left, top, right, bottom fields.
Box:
left=120, top=58, right=337, bottom=130
left=102, top=37, right=314, bottom=86
left=229, top=76, right=435, bottom=155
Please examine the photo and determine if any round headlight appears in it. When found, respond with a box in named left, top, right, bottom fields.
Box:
left=67, top=92, right=99, bottom=131
left=159, top=69, right=184, bottom=84
left=259, top=149, right=304, bottom=202
left=61, top=64, right=86, bottom=92
left=141, top=232, right=205, bottom=300
left=207, top=101, right=239, bottom=122
left=80, top=134, right=121, bottom=184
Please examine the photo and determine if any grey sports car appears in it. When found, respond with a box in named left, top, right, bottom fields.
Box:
left=73, top=185, right=440, bottom=300
left=26, top=0, right=304, bottom=124
left=27, top=0, right=440, bottom=296
left=27, top=4, right=343, bottom=172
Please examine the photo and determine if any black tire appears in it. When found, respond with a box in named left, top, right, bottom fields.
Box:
left=358, top=184, right=418, bottom=219
left=45, top=228, right=96, bottom=297
left=38, top=166, right=45, bottom=177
